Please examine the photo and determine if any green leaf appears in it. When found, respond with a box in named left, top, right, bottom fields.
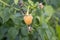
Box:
left=21, top=27, right=28, bottom=36
left=45, top=29, right=52, bottom=40
left=7, top=27, right=18, bottom=40
left=0, top=7, right=10, bottom=23
left=0, top=26, right=8, bottom=40
left=56, top=25, right=60, bottom=40
left=37, top=27, right=45, bottom=40
left=33, top=31, right=39, bottom=40
left=10, top=13, right=23, bottom=25
left=14, top=0, right=19, bottom=5
left=44, top=5, right=55, bottom=15
left=0, top=17, right=3, bottom=24
left=28, top=0, right=34, bottom=6
left=44, top=5, right=55, bottom=22
left=22, top=37, right=29, bottom=40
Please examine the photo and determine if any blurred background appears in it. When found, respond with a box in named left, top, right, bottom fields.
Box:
left=0, top=0, right=60, bottom=40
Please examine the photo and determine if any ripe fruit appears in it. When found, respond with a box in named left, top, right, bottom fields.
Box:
left=39, top=3, right=44, bottom=9
left=24, top=14, right=33, bottom=25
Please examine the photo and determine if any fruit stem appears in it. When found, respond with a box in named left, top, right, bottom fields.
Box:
left=26, top=6, right=30, bottom=15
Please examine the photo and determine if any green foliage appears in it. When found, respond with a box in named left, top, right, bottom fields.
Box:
left=0, top=0, right=60, bottom=40
left=14, top=0, right=19, bottom=5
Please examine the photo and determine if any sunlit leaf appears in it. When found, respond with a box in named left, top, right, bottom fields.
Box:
left=14, top=0, right=19, bottom=5
left=44, top=5, right=55, bottom=22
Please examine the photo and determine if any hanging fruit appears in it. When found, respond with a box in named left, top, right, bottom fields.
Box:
left=24, top=14, right=33, bottom=25
left=23, top=6, right=33, bottom=25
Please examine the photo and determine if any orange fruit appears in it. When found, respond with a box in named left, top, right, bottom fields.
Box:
left=24, top=14, right=33, bottom=25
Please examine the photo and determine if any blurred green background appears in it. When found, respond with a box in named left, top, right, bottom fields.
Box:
left=0, top=0, right=60, bottom=40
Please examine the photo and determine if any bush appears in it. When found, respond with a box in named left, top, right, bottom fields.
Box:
left=0, top=0, right=60, bottom=40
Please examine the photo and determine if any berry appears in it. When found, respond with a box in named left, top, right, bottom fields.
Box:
left=24, top=14, right=33, bottom=25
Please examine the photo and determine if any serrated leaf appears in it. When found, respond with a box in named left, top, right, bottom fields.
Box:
left=0, top=8, right=10, bottom=23
left=21, top=27, right=28, bottom=36
left=44, top=5, right=55, bottom=16
left=10, top=13, right=23, bottom=25
left=37, top=27, right=45, bottom=40
left=44, top=5, right=55, bottom=22
left=45, top=29, right=52, bottom=40
left=33, top=31, right=39, bottom=40
left=7, top=27, right=18, bottom=40
left=0, top=26, right=8, bottom=40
